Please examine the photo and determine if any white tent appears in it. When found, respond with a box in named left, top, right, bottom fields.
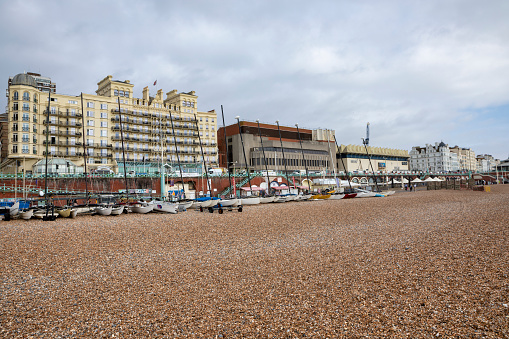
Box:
left=411, top=178, right=424, bottom=183
left=401, top=178, right=410, bottom=184
left=433, top=177, right=442, bottom=182
left=393, top=179, right=402, bottom=184
left=423, top=177, right=435, bottom=182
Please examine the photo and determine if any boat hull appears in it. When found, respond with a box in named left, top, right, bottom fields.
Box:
left=95, top=206, right=113, bottom=216
left=130, top=204, right=154, bottom=214
left=240, top=197, right=260, bottom=205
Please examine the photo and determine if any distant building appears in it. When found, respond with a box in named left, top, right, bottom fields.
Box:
left=336, top=144, right=409, bottom=173
left=449, top=146, right=476, bottom=171
left=409, top=142, right=459, bottom=172
left=496, top=157, right=509, bottom=172
left=476, top=154, right=499, bottom=172
left=217, top=121, right=335, bottom=174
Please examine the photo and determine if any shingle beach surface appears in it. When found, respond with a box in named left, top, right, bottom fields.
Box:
left=1, top=186, right=508, bottom=338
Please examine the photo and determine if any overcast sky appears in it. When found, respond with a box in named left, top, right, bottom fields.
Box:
left=1, top=0, right=508, bottom=159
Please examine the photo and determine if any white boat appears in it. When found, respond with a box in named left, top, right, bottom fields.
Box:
left=218, top=198, right=239, bottom=207
left=384, top=190, right=396, bottom=196
left=110, top=205, right=125, bottom=215
left=153, top=202, right=178, bottom=214
left=300, top=194, right=313, bottom=201
left=18, top=209, right=33, bottom=220
left=178, top=200, right=193, bottom=209
left=240, top=197, right=261, bottom=205
left=259, top=196, right=275, bottom=204
left=70, top=209, right=78, bottom=218
left=95, top=205, right=113, bottom=216
left=33, top=209, right=58, bottom=219
left=329, top=194, right=346, bottom=200
left=130, top=203, right=154, bottom=214
left=285, top=195, right=298, bottom=202
left=273, top=196, right=287, bottom=203
left=9, top=202, right=20, bottom=216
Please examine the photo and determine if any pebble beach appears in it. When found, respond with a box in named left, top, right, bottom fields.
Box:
left=1, top=186, right=508, bottom=338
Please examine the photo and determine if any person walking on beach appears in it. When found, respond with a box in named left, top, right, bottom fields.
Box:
left=410, top=184, right=413, bottom=192
left=414, top=183, right=417, bottom=192
left=405, top=184, right=408, bottom=191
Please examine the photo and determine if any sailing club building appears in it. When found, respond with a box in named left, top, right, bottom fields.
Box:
left=1, top=73, right=218, bottom=175
left=217, top=121, right=336, bottom=174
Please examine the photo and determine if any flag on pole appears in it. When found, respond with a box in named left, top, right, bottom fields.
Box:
left=153, top=80, right=157, bottom=86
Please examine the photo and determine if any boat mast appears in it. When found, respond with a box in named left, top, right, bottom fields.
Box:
left=194, top=114, right=211, bottom=197
left=275, top=120, right=290, bottom=189
left=80, top=93, right=89, bottom=206
left=333, top=135, right=353, bottom=191
left=362, top=137, right=380, bottom=192
left=221, top=106, right=232, bottom=198
left=43, top=90, right=51, bottom=218
left=256, top=120, right=272, bottom=195
left=327, top=129, right=338, bottom=189
left=117, top=97, right=129, bottom=201
left=295, top=123, right=311, bottom=192
left=235, top=117, right=253, bottom=195
left=169, top=108, right=186, bottom=199
left=159, top=115, right=165, bottom=200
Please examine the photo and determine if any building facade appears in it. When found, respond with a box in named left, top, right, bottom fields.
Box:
left=1, top=73, right=217, bottom=175
left=449, top=146, right=476, bottom=171
left=409, top=142, right=459, bottom=172
left=476, top=154, right=499, bottom=172
left=218, top=121, right=335, bottom=174
left=336, top=144, right=409, bottom=173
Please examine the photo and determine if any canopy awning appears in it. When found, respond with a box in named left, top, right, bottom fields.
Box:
left=273, top=186, right=290, bottom=190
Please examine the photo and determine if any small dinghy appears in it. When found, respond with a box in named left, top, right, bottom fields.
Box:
left=110, top=205, right=125, bottom=215
left=178, top=200, right=193, bottom=209
left=153, top=202, right=178, bottom=214
left=130, top=203, right=154, bottom=214
left=259, top=196, right=275, bottom=204
left=95, top=205, right=113, bottom=216
left=218, top=198, right=239, bottom=207
left=57, top=208, right=72, bottom=218
left=240, top=197, right=260, bottom=205
left=18, top=209, right=34, bottom=220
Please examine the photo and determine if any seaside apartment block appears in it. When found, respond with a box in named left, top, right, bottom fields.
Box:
left=1, top=73, right=217, bottom=175
left=409, top=142, right=460, bottom=172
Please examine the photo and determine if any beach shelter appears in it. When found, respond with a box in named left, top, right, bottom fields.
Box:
left=401, top=178, right=410, bottom=184
left=423, top=177, right=435, bottom=182
left=411, top=178, right=423, bottom=183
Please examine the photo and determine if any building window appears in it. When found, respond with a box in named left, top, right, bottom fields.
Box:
left=87, top=120, right=94, bottom=126
left=87, top=129, right=94, bottom=136
left=87, top=111, right=94, bottom=117
left=12, top=145, right=18, bottom=153
left=125, top=91, right=129, bottom=98
left=100, top=121, right=108, bottom=127
left=100, top=103, right=108, bottom=110
left=23, top=103, right=30, bottom=111
left=13, top=102, right=18, bottom=111
left=13, top=91, right=19, bottom=100
left=87, top=102, right=94, bottom=108
left=23, top=92, right=30, bottom=101
left=101, top=130, right=107, bottom=137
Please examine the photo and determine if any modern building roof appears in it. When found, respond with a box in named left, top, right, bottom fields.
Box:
left=11, top=73, right=37, bottom=88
